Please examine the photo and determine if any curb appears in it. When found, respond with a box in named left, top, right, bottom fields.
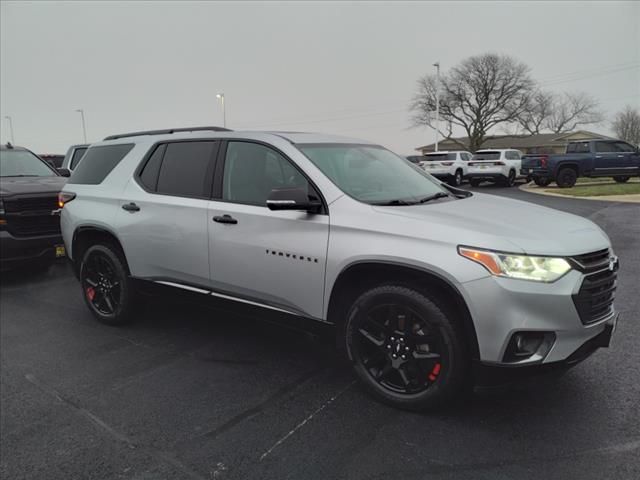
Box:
left=518, top=183, right=640, bottom=203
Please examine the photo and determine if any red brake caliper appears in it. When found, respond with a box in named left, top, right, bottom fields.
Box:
left=86, top=286, right=96, bottom=301
left=428, top=363, right=441, bottom=382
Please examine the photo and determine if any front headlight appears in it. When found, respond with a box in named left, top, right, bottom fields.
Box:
left=458, top=247, right=572, bottom=282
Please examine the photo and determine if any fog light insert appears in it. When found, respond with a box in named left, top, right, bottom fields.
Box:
left=503, top=331, right=556, bottom=363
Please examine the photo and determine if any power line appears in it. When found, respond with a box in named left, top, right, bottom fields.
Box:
left=536, top=61, right=640, bottom=82
left=538, top=64, right=640, bottom=87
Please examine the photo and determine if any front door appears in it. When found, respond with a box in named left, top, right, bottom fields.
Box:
left=208, top=141, right=329, bottom=319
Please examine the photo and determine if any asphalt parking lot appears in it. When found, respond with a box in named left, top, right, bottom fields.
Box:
left=1, top=186, right=639, bottom=480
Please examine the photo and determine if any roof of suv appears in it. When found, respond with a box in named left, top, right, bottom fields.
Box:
left=1, top=144, right=28, bottom=151
left=424, top=151, right=467, bottom=155
left=474, top=148, right=520, bottom=152
left=99, top=127, right=376, bottom=147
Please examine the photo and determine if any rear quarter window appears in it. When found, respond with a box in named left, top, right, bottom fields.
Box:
left=70, top=147, right=88, bottom=170
left=68, top=144, right=134, bottom=185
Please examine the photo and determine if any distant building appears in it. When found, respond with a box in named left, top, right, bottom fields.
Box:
left=416, top=130, right=612, bottom=155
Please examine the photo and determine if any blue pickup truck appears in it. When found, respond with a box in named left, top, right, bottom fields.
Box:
left=521, top=139, right=640, bottom=188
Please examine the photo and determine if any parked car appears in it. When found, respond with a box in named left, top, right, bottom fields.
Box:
left=419, top=151, right=472, bottom=186
left=521, top=139, right=640, bottom=188
left=60, top=127, right=618, bottom=411
left=0, top=144, right=70, bottom=270
left=39, top=154, right=65, bottom=168
left=405, top=155, right=422, bottom=164
left=466, top=149, right=523, bottom=187
left=61, top=143, right=90, bottom=172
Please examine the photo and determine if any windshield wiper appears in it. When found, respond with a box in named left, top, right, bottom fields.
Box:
left=1, top=175, right=39, bottom=178
left=372, top=199, right=418, bottom=206
left=417, top=192, right=450, bottom=204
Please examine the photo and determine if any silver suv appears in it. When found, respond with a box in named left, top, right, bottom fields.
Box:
left=60, top=127, right=619, bottom=410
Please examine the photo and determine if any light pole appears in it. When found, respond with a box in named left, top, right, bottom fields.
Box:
left=4, top=116, right=15, bottom=144
left=75, top=109, right=87, bottom=143
left=216, top=93, right=226, bottom=128
left=433, top=62, right=440, bottom=152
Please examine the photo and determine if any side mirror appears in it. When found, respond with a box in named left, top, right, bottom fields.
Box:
left=266, top=187, right=321, bottom=213
left=57, top=168, right=71, bottom=177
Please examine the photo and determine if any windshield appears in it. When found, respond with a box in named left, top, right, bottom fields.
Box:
left=0, top=150, right=57, bottom=177
left=471, top=151, right=500, bottom=161
left=297, top=144, right=448, bottom=205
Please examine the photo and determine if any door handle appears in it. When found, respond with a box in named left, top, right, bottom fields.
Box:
left=213, top=214, right=238, bottom=224
left=595, top=155, right=602, bottom=158
left=618, top=155, right=624, bottom=158
left=122, top=202, right=140, bottom=212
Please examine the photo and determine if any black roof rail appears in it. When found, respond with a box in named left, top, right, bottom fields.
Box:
left=103, top=126, right=232, bottom=141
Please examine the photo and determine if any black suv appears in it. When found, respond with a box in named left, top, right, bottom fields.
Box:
left=0, top=144, right=69, bottom=270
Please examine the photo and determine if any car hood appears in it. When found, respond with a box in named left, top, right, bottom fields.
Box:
left=0, top=176, right=67, bottom=196
left=371, top=192, right=610, bottom=256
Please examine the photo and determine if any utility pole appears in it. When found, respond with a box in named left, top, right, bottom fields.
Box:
left=4, top=116, right=15, bottom=144
left=433, top=62, right=440, bottom=152
left=216, top=93, right=226, bottom=128
left=75, top=109, right=87, bottom=143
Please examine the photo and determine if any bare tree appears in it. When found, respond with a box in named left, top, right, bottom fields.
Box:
left=544, top=92, right=603, bottom=133
left=516, top=90, right=555, bottom=134
left=612, top=106, right=640, bottom=145
left=410, top=53, right=534, bottom=151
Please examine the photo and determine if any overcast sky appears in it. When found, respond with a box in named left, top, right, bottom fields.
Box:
left=1, top=1, right=638, bottom=154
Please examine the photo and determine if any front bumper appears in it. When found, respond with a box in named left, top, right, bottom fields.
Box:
left=0, top=230, right=63, bottom=270
left=461, top=268, right=616, bottom=365
left=473, top=315, right=617, bottom=385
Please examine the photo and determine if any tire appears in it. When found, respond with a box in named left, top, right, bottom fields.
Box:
left=533, top=176, right=552, bottom=187
left=449, top=169, right=463, bottom=187
left=614, top=176, right=630, bottom=183
left=556, top=167, right=577, bottom=188
left=501, top=170, right=516, bottom=187
left=80, top=243, right=136, bottom=326
left=342, top=285, right=469, bottom=411
left=469, top=179, right=482, bottom=187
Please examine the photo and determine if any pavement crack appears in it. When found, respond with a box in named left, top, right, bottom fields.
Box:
left=259, top=380, right=356, bottom=461
left=23, top=373, right=207, bottom=480
left=186, top=366, right=327, bottom=444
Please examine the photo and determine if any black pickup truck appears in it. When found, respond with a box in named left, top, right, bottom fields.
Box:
left=1, top=144, right=70, bottom=270
left=521, top=139, right=640, bottom=188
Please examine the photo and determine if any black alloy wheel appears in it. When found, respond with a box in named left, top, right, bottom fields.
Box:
left=344, top=286, right=468, bottom=410
left=534, top=176, right=552, bottom=187
left=353, top=303, right=446, bottom=395
left=451, top=169, right=463, bottom=187
left=504, top=169, right=516, bottom=187
left=82, top=250, right=121, bottom=315
left=556, top=167, right=578, bottom=188
left=80, top=244, right=135, bottom=325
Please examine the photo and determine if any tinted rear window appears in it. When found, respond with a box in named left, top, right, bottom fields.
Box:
left=68, top=144, right=134, bottom=185
left=138, top=144, right=166, bottom=191
left=70, top=147, right=88, bottom=169
left=156, top=141, right=217, bottom=197
left=424, top=153, right=456, bottom=161
left=566, top=142, right=590, bottom=153
left=471, top=151, right=500, bottom=160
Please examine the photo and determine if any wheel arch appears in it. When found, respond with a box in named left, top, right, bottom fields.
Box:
left=71, top=225, right=129, bottom=278
left=554, top=162, right=579, bottom=176
left=327, top=261, right=480, bottom=361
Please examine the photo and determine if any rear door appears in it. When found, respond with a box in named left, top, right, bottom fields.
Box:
left=611, top=141, right=640, bottom=175
left=207, top=140, right=329, bottom=319
left=593, top=141, right=622, bottom=175
left=116, top=140, right=218, bottom=287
